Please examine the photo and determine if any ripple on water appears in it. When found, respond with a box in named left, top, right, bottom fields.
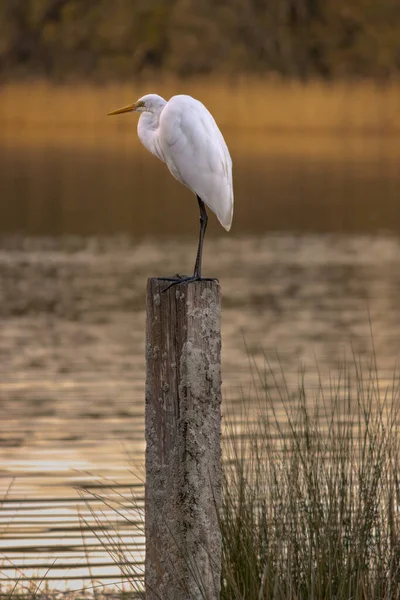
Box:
left=1, top=233, right=400, bottom=590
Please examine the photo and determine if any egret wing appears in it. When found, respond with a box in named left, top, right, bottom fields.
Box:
left=159, top=95, right=233, bottom=230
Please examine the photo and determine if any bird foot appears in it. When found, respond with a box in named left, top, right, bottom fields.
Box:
left=158, top=275, right=218, bottom=293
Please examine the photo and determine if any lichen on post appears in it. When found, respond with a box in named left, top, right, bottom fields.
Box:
left=145, top=278, right=222, bottom=600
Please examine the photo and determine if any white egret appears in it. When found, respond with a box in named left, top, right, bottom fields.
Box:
left=108, top=94, right=233, bottom=285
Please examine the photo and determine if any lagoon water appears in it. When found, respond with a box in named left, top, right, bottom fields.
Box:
left=1, top=128, right=400, bottom=590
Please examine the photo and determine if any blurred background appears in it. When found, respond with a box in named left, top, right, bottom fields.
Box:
left=1, top=0, right=400, bottom=592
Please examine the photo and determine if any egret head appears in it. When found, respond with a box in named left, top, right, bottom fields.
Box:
left=108, top=94, right=167, bottom=116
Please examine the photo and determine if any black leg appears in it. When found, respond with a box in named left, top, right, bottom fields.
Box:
left=193, top=196, right=208, bottom=278
left=159, top=195, right=217, bottom=292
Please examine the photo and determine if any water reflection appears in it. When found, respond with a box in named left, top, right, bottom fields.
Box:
left=1, top=131, right=400, bottom=235
left=1, top=234, right=400, bottom=463
left=1, top=233, right=400, bottom=589
left=1, top=125, right=400, bottom=590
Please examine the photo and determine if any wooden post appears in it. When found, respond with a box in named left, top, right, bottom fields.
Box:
left=145, top=278, right=222, bottom=600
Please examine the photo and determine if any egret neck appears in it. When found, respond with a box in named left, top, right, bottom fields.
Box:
left=137, top=101, right=167, bottom=162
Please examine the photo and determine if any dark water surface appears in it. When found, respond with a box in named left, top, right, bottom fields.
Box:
left=1, top=130, right=400, bottom=236
left=1, top=130, right=400, bottom=591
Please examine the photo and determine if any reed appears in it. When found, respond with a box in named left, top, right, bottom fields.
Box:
left=220, top=357, right=400, bottom=599
left=1, top=78, right=399, bottom=134
left=82, top=355, right=400, bottom=599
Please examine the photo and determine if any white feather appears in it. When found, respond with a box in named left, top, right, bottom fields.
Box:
left=137, top=94, right=233, bottom=231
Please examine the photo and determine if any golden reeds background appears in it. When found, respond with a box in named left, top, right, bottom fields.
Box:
left=1, top=79, right=399, bottom=134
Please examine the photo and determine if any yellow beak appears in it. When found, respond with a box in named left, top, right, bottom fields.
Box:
left=107, top=103, right=135, bottom=116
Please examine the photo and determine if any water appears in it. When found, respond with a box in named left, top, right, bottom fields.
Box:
left=1, top=130, right=400, bottom=236
left=1, top=130, right=400, bottom=592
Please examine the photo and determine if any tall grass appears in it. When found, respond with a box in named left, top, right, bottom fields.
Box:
left=220, top=360, right=400, bottom=600
left=82, top=357, right=400, bottom=599
left=1, top=78, right=400, bottom=135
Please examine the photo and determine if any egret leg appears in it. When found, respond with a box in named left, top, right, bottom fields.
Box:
left=193, top=195, right=208, bottom=278
left=159, top=196, right=217, bottom=292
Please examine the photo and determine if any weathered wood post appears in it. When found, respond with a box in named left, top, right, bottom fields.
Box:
left=145, top=278, right=222, bottom=600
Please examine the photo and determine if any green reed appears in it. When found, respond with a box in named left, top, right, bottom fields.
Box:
left=220, top=357, right=400, bottom=600
left=78, top=355, right=400, bottom=599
